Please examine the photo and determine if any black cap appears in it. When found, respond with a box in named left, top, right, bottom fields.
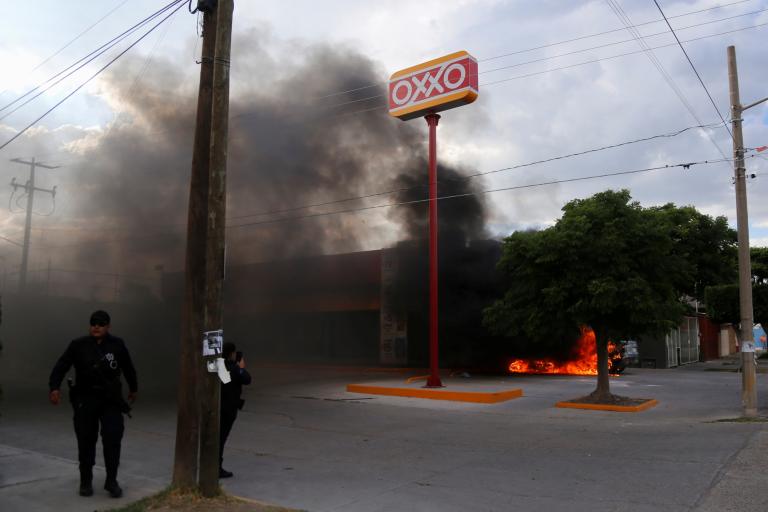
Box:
left=90, top=310, right=111, bottom=326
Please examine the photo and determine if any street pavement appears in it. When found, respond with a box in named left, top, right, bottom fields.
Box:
left=1, top=363, right=767, bottom=512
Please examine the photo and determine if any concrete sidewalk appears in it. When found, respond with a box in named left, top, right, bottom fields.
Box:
left=1, top=366, right=767, bottom=511
left=0, top=443, right=165, bottom=511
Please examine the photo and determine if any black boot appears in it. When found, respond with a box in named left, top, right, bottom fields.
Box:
left=219, top=467, right=233, bottom=478
left=79, top=480, right=93, bottom=497
left=79, top=467, right=93, bottom=497
left=104, top=480, right=123, bottom=498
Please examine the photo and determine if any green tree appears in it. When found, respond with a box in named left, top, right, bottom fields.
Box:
left=485, top=190, right=690, bottom=402
left=651, top=205, right=737, bottom=297
left=705, top=282, right=768, bottom=328
left=702, top=246, right=768, bottom=337
left=750, top=247, right=768, bottom=283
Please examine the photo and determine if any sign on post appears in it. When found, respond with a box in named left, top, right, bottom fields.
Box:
left=388, top=51, right=478, bottom=121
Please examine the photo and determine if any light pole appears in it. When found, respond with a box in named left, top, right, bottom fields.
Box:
left=727, top=45, right=768, bottom=417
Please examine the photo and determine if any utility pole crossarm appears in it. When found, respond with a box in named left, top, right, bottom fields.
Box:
left=10, top=158, right=59, bottom=169
left=8, top=157, right=59, bottom=293
left=742, top=96, right=768, bottom=113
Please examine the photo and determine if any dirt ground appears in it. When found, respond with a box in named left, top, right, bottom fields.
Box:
left=106, top=490, right=303, bottom=512
left=564, top=394, right=653, bottom=406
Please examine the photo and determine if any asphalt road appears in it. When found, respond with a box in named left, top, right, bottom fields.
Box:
left=1, top=364, right=767, bottom=512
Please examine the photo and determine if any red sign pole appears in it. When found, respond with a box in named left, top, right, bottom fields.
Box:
left=388, top=50, right=477, bottom=385
left=425, top=112, right=443, bottom=388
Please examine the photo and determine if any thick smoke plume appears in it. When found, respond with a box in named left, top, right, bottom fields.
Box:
left=21, top=30, right=491, bottom=284
left=0, top=29, right=497, bottom=391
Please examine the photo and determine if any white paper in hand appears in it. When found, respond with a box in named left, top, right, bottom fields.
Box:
left=216, top=357, right=231, bottom=384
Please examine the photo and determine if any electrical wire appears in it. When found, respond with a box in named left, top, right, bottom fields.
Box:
left=0, top=0, right=131, bottom=100
left=313, top=0, right=757, bottom=101
left=228, top=121, right=725, bottom=221
left=239, top=15, right=768, bottom=120
left=226, top=157, right=745, bottom=230
left=0, top=235, right=23, bottom=248
left=27, top=120, right=731, bottom=234
left=98, top=6, right=181, bottom=145
left=14, top=192, right=28, bottom=212
left=0, top=0, right=184, bottom=118
left=653, top=0, right=735, bottom=140
left=34, top=196, right=56, bottom=217
left=322, top=20, right=768, bottom=121
left=0, top=1, right=187, bottom=152
left=480, top=7, right=768, bottom=76
left=478, top=20, right=768, bottom=89
left=8, top=188, right=20, bottom=214
left=31, top=153, right=753, bottom=250
left=605, top=0, right=730, bottom=161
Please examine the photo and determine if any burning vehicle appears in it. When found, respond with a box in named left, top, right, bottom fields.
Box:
left=507, top=327, right=628, bottom=376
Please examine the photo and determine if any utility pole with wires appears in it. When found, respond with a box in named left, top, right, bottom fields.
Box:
left=172, top=0, right=234, bottom=497
left=199, top=0, right=233, bottom=497
left=172, top=0, right=217, bottom=491
left=727, top=45, right=768, bottom=418
left=9, top=157, right=57, bottom=294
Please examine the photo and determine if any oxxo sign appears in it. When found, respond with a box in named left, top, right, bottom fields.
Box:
left=388, top=51, right=479, bottom=121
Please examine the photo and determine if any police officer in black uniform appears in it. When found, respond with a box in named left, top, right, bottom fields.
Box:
left=48, top=310, right=137, bottom=498
left=219, top=341, right=251, bottom=478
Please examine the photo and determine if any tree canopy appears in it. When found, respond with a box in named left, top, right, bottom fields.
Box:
left=703, top=247, right=768, bottom=329
left=484, top=189, right=736, bottom=400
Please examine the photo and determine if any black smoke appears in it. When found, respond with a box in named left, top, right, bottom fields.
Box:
left=1, top=28, right=501, bottom=393
left=54, top=32, right=490, bottom=273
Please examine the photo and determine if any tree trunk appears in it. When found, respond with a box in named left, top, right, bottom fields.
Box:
left=591, top=327, right=612, bottom=401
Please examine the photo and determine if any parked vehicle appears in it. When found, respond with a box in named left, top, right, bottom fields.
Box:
left=608, top=340, right=640, bottom=374
left=623, top=340, right=640, bottom=367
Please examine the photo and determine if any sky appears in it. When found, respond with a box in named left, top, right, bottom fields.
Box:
left=0, top=0, right=767, bottom=287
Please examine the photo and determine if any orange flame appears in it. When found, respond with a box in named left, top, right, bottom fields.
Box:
left=508, top=327, right=620, bottom=376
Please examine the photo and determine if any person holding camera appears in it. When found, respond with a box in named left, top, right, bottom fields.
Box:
left=48, top=310, right=137, bottom=498
left=219, top=341, right=251, bottom=478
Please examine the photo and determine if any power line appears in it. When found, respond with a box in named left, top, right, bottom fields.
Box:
left=480, top=7, right=768, bottom=77
left=0, top=0, right=184, bottom=118
left=0, top=0, right=131, bottom=100
left=26, top=10, right=765, bottom=148
left=605, top=0, right=729, bottom=161
left=0, top=235, right=23, bottom=248
left=226, top=157, right=743, bottom=230
left=479, top=0, right=755, bottom=63
left=0, top=1, right=187, bottom=152
left=653, top=0, right=735, bottom=140
left=478, top=20, right=768, bottom=88
left=228, top=121, right=724, bottom=222
left=29, top=153, right=754, bottom=251
left=249, top=16, right=768, bottom=121
left=313, top=0, right=756, bottom=101
left=31, top=119, right=725, bottom=228
left=96, top=4, right=182, bottom=147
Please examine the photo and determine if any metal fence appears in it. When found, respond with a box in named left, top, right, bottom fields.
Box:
left=665, top=316, right=700, bottom=367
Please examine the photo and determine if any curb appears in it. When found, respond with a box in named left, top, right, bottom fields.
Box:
left=555, top=398, right=658, bottom=412
left=346, top=384, right=523, bottom=403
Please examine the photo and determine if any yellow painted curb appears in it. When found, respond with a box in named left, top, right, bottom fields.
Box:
left=555, top=399, right=658, bottom=412
left=347, top=384, right=523, bottom=403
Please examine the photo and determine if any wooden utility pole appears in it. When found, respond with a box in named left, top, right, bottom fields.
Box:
left=199, top=0, right=234, bottom=497
left=9, top=157, right=57, bottom=294
left=727, top=45, right=767, bottom=417
left=172, top=4, right=218, bottom=489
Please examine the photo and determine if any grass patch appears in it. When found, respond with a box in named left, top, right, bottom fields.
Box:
left=104, top=487, right=175, bottom=512
left=105, top=487, right=303, bottom=512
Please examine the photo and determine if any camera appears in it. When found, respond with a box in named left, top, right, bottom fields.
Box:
left=235, top=351, right=243, bottom=363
